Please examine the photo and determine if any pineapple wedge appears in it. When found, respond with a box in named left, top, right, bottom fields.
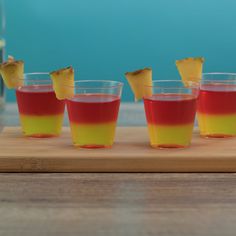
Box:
left=50, top=66, right=74, bottom=100
left=176, top=57, right=204, bottom=84
left=0, top=56, right=24, bottom=89
left=125, top=68, right=152, bottom=101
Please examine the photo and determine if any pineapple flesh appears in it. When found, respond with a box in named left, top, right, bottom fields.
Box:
left=0, top=56, right=24, bottom=89
left=50, top=66, right=74, bottom=100
left=125, top=68, right=152, bottom=101
left=176, top=57, right=204, bottom=84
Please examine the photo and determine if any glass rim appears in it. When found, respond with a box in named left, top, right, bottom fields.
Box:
left=203, top=72, right=236, bottom=76
left=24, top=72, right=49, bottom=76
left=144, top=80, right=199, bottom=89
left=20, top=75, right=124, bottom=88
left=201, top=80, right=236, bottom=84
left=65, top=80, right=124, bottom=89
left=202, top=73, right=236, bottom=84
left=19, top=72, right=51, bottom=83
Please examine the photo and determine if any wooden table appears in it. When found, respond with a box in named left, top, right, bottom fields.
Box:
left=1, top=104, right=236, bottom=235
left=1, top=173, right=236, bottom=236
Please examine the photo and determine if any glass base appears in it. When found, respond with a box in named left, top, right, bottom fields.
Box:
left=200, top=133, right=235, bottom=139
left=25, top=133, right=60, bottom=138
left=74, top=144, right=112, bottom=149
left=151, top=144, right=189, bottom=149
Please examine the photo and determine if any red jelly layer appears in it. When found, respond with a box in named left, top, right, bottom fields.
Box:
left=16, top=85, right=65, bottom=115
left=198, top=84, right=236, bottom=114
left=66, top=94, right=120, bottom=124
left=143, top=94, right=197, bottom=125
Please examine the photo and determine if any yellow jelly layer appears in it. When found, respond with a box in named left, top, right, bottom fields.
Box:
left=70, top=122, right=117, bottom=148
left=147, top=123, right=194, bottom=148
left=19, top=114, right=64, bottom=137
left=197, top=113, right=236, bottom=137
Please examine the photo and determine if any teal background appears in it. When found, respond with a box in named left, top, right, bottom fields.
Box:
left=3, top=0, right=236, bottom=101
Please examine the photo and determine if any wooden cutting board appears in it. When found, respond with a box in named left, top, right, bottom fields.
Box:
left=0, top=127, right=236, bottom=172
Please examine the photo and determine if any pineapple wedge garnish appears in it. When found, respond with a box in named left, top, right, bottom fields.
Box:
left=50, top=66, right=74, bottom=100
left=176, top=57, right=204, bottom=84
left=125, top=68, right=152, bottom=101
left=0, top=56, right=24, bottom=89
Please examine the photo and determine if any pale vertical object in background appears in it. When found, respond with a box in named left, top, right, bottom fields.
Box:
left=0, top=0, right=5, bottom=111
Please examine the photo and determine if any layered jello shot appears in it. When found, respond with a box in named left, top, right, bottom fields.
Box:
left=66, top=81, right=123, bottom=148
left=16, top=73, right=65, bottom=137
left=50, top=69, right=123, bottom=149
left=125, top=67, right=199, bottom=149
left=197, top=73, right=236, bottom=138
left=143, top=80, right=199, bottom=148
left=0, top=57, right=65, bottom=137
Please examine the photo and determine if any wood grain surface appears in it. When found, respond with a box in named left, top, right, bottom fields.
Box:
left=1, top=127, right=236, bottom=172
left=0, top=173, right=236, bottom=236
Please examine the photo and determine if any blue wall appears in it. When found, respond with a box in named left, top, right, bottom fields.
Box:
left=4, top=0, right=236, bottom=101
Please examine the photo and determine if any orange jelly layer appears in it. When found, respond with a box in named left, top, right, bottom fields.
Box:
left=19, top=114, right=64, bottom=137
left=147, top=123, right=194, bottom=148
left=69, top=122, right=116, bottom=148
left=197, top=113, right=236, bottom=137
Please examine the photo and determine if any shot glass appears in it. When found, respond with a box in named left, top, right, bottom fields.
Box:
left=16, top=73, right=65, bottom=137
left=143, top=80, right=199, bottom=149
left=66, top=80, right=123, bottom=148
left=197, top=73, right=236, bottom=138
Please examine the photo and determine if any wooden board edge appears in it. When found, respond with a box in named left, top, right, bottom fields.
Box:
left=0, top=156, right=236, bottom=173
